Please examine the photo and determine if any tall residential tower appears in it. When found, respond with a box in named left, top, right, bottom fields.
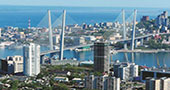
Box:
left=94, top=41, right=110, bottom=73
left=23, top=43, right=40, bottom=76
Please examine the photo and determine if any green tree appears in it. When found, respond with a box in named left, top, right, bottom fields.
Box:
left=53, top=83, right=69, bottom=90
left=11, top=80, right=19, bottom=90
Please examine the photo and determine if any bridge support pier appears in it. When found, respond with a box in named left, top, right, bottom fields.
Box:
left=168, top=36, right=170, bottom=42
left=135, top=39, right=138, bottom=48
left=124, top=41, right=127, bottom=50
left=140, top=38, right=144, bottom=46
left=131, top=53, right=135, bottom=63
left=50, top=53, right=56, bottom=58
left=146, top=37, right=150, bottom=41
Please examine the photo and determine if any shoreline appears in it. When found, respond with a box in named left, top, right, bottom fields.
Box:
left=116, top=49, right=170, bottom=53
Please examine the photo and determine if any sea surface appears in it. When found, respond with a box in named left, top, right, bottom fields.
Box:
left=0, top=47, right=170, bottom=67
left=0, top=5, right=170, bottom=28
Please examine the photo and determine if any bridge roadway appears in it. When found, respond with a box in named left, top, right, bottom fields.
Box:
left=110, top=33, right=170, bottom=43
left=40, top=44, right=93, bottom=56
left=40, top=33, right=170, bottom=56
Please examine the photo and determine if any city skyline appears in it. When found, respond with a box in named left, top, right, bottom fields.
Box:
left=0, top=0, right=170, bottom=8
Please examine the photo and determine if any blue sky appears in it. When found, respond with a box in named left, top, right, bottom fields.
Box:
left=0, top=0, right=170, bottom=8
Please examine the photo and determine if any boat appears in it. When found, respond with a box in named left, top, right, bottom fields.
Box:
left=0, top=41, right=15, bottom=48
left=75, top=48, right=91, bottom=52
left=0, top=43, right=5, bottom=48
left=80, top=60, right=94, bottom=65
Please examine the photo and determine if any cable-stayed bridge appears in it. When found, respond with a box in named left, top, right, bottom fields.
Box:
left=35, top=9, right=170, bottom=62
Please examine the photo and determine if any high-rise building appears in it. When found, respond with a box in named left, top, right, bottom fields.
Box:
left=85, top=75, right=120, bottom=90
left=155, top=11, right=169, bottom=32
left=94, top=41, right=110, bottom=73
left=113, top=60, right=138, bottom=81
left=161, top=77, right=170, bottom=90
left=118, top=66, right=130, bottom=80
left=107, top=77, right=120, bottom=90
left=23, top=43, right=40, bottom=76
left=146, top=77, right=170, bottom=90
left=84, top=75, right=95, bottom=90
left=146, top=78, right=161, bottom=90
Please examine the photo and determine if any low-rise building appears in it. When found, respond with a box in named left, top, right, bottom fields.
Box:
left=74, top=37, right=86, bottom=45
left=104, top=22, right=113, bottom=27
left=54, top=77, right=69, bottom=82
left=50, top=59, right=79, bottom=66
left=141, top=16, right=149, bottom=22
left=53, top=35, right=60, bottom=45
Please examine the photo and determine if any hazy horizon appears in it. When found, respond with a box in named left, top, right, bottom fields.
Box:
left=0, top=4, right=170, bottom=9
left=0, top=0, right=170, bottom=8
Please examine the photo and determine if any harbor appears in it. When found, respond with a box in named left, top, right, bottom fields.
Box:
left=0, top=46, right=170, bottom=67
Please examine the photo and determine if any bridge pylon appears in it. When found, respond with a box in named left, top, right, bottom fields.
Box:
left=131, top=9, right=137, bottom=50
left=59, top=10, right=66, bottom=60
left=48, top=10, right=54, bottom=50
left=122, top=9, right=127, bottom=50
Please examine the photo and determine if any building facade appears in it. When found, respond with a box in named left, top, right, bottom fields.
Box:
left=85, top=75, right=95, bottom=90
left=155, top=11, right=169, bottom=32
left=146, top=78, right=161, bottom=90
left=146, top=77, right=170, bottom=90
left=74, top=37, right=85, bottom=45
left=0, top=55, right=23, bottom=74
left=113, top=60, right=138, bottom=81
left=94, top=41, right=110, bottom=73
left=6, top=56, right=23, bottom=73
left=53, top=35, right=60, bottom=45
left=23, top=43, right=40, bottom=76
left=85, top=75, right=120, bottom=90
left=141, top=16, right=149, bottom=22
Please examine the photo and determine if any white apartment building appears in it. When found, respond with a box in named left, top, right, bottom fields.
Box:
left=23, top=43, right=40, bottom=76
left=6, top=56, right=23, bottom=73
left=113, top=60, right=138, bottom=81
left=146, top=77, right=170, bottom=90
